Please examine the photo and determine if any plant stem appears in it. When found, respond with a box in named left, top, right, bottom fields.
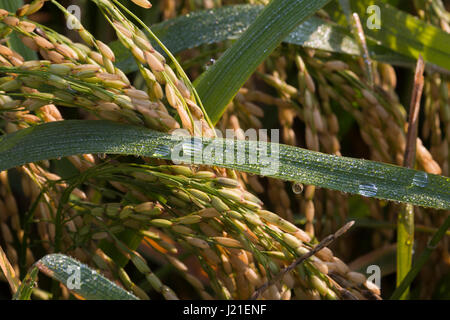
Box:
left=19, top=192, right=43, bottom=278
left=0, top=244, right=19, bottom=293
left=391, top=215, right=450, bottom=300
left=350, top=13, right=374, bottom=87
left=251, top=221, right=355, bottom=299
left=396, top=203, right=415, bottom=299
left=396, top=55, right=425, bottom=299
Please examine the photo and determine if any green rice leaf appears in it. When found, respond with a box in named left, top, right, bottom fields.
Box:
left=195, top=0, right=332, bottom=124
left=12, top=267, right=39, bottom=300
left=111, top=5, right=413, bottom=75
left=349, top=0, right=450, bottom=71
left=35, top=253, right=138, bottom=300
left=0, top=120, right=448, bottom=210
left=112, top=4, right=363, bottom=73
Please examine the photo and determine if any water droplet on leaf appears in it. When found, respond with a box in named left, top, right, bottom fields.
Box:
left=412, top=171, right=428, bottom=187
left=152, top=144, right=171, bottom=157
left=292, top=182, right=304, bottom=194
left=358, top=183, right=378, bottom=197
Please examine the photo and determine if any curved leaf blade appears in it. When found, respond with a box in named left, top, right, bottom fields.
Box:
left=112, top=5, right=415, bottom=74
left=350, top=0, right=450, bottom=71
left=0, top=120, right=448, bottom=209
left=35, top=254, right=138, bottom=300
left=111, top=4, right=446, bottom=75
left=189, top=0, right=331, bottom=124
left=112, top=4, right=362, bottom=73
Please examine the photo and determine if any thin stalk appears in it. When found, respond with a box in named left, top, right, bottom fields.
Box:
left=396, top=204, right=414, bottom=299
left=339, top=1, right=374, bottom=86
left=391, top=215, right=450, bottom=300
left=251, top=221, right=355, bottom=299
left=396, top=55, right=425, bottom=299
left=350, top=13, right=375, bottom=87
left=19, top=192, right=43, bottom=278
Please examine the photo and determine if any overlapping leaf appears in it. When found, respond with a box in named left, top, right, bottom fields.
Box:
left=0, top=120, right=448, bottom=209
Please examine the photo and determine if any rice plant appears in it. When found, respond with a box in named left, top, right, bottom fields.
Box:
left=0, top=0, right=449, bottom=300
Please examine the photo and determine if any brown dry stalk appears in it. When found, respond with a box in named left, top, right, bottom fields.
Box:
left=351, top=13, right=374, bottom=88
left=404, top=55, right=425, bottom=168
left=251, top=221, right=355, bottom=300
left=0, top=245, right=19, bottom=293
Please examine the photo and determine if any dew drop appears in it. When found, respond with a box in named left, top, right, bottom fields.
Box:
left=358, top=183, right=378, bottom=197
left=412, top=171, right=428, bottom=188
left=204, top=58, right=216, bottom=70
left=292, top=182, right=304, bottom=194
left=151, top=144, right=171, bottom=157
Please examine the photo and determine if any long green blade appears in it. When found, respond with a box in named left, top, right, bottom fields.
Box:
left=113, top=5, right=360, bottom=73
left=0, top=120, right=449, bottom=209
left=350, top=0, right=450, bottom=71
left=112, top=5, right=414, bottom=74
left=35, top=254, right=138, bottom=300
left=194, top=0, right=331, bottom=124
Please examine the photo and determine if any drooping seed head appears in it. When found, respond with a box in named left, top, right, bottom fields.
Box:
left=0, top=45, right=13, bottom=57
left=96, top=40, right=115, bottom=62
left=26, top=0, right=46, bottom=16
left=185, top=236, right=209, bottom=249
left=3, top=16, right=20, bottom=26
left=131, top=0, right=152, bottom=9
left=213, top=237, right=242, bottom=248
left=310, top=275, right=328, bottom=296
left=34, top=36, right=54, bottom=49
left=0, top=9, right=8, bottom=19
left=16, top=4, right=30, bottom=17
left=145, top=52, right=164, bottom=72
